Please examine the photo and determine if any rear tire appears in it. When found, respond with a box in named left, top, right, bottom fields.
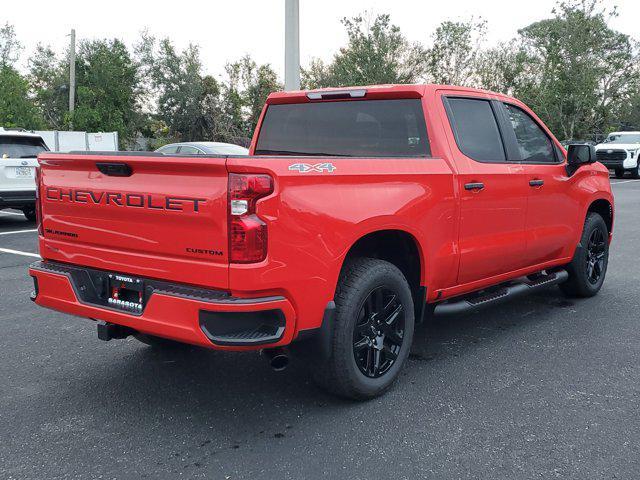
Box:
left=614, top=169, right=625, bottom=179
left=560, top=212, right=609, bottom=298
left=22, top=207, right=36, bottom=222
left=312, top=258, right=415, bottom=400
left=134, top=334, right=191, bottom=349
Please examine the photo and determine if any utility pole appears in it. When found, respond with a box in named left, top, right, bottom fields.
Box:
left=68, top=29, right=76, bottom=130
left=284, top=0, right=300, bottom=91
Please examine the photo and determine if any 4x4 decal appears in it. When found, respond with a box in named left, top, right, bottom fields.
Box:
left=288, top=162, right=336, bottom=173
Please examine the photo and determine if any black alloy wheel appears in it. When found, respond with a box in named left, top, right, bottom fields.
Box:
left=353, top=286, right=405, bottom=379
left=585, top=228, right=606, bottom=285
left=560, top=212, right=609, bottom=298
left=312, top=257, right=415, bottom=399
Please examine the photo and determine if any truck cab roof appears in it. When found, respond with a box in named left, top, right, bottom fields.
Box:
left=266, top=84, right=505, bottom=104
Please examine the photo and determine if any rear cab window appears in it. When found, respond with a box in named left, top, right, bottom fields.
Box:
left=254, top=99, right=430, bottom=157
left=0, top=136, right=48, bottom=159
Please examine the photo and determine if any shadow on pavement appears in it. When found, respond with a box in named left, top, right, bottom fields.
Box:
left=46, top=285, right=580, bottom=424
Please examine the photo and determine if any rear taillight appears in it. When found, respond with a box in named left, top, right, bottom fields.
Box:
left=34, top=166, right=43, bottom=235
left=228, top=173, right=273, bottom=263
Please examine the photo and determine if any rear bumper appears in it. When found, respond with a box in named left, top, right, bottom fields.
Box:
left=0, top=190, right=35, bottom=207
left=29, top=260, right=297, bottom=350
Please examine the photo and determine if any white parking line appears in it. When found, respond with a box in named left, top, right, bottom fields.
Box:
left=0, top=229, right=37, bottom=236
left=0, top=211, right=24, bottom=216
left=0, top=247, right=40, bottom=258
left=611, top=180, right=640, bottom=185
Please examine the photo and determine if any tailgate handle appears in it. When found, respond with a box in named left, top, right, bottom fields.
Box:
left=96, top=162, right=132, bottom=177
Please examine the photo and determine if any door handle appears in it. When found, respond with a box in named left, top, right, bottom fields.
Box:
left=529, top=179, right=544, bottom=187
left=464, top=182, right=485, bottom=191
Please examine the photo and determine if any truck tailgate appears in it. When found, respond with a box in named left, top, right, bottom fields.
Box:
left=38, top=153, right=229, bottom=289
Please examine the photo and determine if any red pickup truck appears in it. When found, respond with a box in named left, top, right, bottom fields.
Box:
left=29, top=84, right=613, bottom=399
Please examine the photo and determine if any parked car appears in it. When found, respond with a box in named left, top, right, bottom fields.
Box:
left=29, top=85, right=613, bottom=400
left=155, top=142, right=248, bottom=155
left=594, top=131, right=640, bottom=178
left=0, top=128, right=49, bottom=220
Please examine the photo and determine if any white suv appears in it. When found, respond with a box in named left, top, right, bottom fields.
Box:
left=0, top=128, right=49, bottom=220
left=595, top=131, right=640, bottom=179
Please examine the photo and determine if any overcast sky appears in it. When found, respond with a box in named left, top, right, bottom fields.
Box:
left=5, top=0, right=640, bottom=78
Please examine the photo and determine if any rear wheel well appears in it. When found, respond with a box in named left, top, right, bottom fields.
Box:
left=340, top=230, right=423, bottom=315
left=587, top=199, right=613, bottom=234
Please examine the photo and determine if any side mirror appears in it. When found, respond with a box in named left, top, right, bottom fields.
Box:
left=566, top=144, right=596, bottom=176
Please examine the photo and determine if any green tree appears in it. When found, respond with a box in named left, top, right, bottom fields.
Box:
left=303, top=13, right=426, bottom=88
left=29, top=45, right=69, bottom=129
left=0, top=23, right=44, bottom=129
left=136, top=33, right=224, bottom=142
left=71, top=39, right=141, bottom=146
left=221, top=55, right=281, bottom=144
left=0, top=66, right=44, bottom=129
left=137, top=33, right=280, bottom=145
left=425, top=19, right=486, bottom=86
left=0, top=22, right=21, bottom=67
left=475, top=44, right=529, bottom=95
left=513, top=0, right=639, bottom=140
left=618, top=89, right=640, bottom=131
left=29, top=39, right=142, bottom=145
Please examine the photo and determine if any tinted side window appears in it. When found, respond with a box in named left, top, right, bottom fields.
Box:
left=255, top=99, right=429, bottom=157
left=503, top=104, right=555, bottom=163
left=445, top=98, right=505, bottom=162
left=159, top=145, right=179, bottom=154
left=178, top=146, right=200, bottom=154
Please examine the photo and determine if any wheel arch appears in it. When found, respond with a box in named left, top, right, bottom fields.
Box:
left=337, top=229, right=426, bottom=322
left=587, top=198, right=613, bottom=234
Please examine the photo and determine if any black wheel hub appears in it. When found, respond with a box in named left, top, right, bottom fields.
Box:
left=353, top=286, right=405, bottom=378
left=586, top=228, right=606, bottom=285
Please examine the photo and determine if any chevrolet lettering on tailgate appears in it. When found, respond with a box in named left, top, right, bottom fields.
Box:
left=45, top=187, right=207, bottom=212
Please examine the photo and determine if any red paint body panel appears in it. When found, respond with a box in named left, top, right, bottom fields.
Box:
left=37, top=154, right=229, bottom=289
left=29, top=84, right=614, bottom=350
left=226, top=154, right=458, bottom=337
left=30, top=267, right=295, bottom=349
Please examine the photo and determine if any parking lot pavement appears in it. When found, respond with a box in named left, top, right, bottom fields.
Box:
left=1, top=181, right=640, bottom=480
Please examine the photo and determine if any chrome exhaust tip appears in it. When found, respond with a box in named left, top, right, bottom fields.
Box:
left=261, top=347, right=290, bottom=371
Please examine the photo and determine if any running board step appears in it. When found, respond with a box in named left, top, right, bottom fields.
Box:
left=434, top=269, right=569, bottom=316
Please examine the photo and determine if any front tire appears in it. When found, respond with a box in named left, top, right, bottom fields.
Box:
left=313, top=258, right=415, bottom=400
left=614, top=168, right=625, bottom=179
left=560, top=212, right=609, bottom=297
left=631, top=162, right=640, bottom=179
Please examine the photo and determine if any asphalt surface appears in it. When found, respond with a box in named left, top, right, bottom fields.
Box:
left=1, top=179, right=639, bottom=480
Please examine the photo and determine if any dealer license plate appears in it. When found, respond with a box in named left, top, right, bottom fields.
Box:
left=15, top=167, right=33, bottom=178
